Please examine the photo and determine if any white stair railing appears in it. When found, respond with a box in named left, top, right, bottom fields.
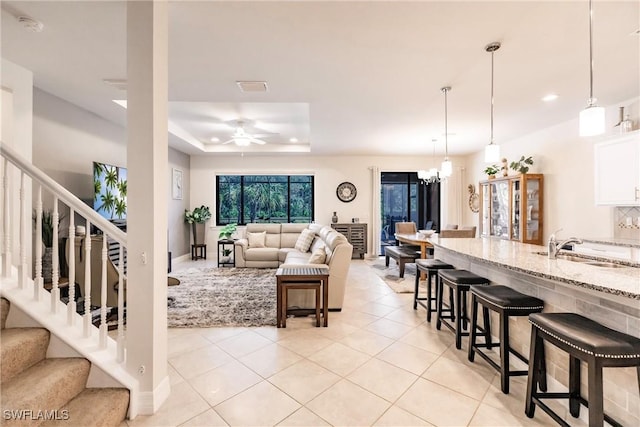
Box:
left=0, top=143, right=128, bottom=362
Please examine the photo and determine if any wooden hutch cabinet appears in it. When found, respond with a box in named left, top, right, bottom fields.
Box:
left=479, top=174, right=544, bottom=245
left=331, top=223, right=367, bottom=259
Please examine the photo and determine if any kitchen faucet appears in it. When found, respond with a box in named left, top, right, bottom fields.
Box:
left=548, top=229, right=583, bottom=259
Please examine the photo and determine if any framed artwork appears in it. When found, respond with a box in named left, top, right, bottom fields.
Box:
left=172, top=168, right=183, bottom=200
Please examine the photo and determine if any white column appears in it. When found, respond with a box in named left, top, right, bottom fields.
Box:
left=126, top=0, right=169, bottom=414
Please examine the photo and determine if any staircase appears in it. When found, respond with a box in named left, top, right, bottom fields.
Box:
left=1, top=298, right=129, bottom=426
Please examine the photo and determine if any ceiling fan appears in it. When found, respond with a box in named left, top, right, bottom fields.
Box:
left=222, top=121, right=269, bottom=146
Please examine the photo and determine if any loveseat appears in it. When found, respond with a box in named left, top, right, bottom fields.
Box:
left=233, top=223, right=353, bottom=310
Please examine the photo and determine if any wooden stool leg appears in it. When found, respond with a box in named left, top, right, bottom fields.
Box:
left=569, top=355, right=581, bottom=417
left=399, top=260, right=405, bottom=278
left=525, top=326, right=541, bottom=418
left=538, top=342, right=547, bottom=392
left=315, top=286, right=320, bottom=327
left=587, top=358, right=604, bottom=427
left=413, top=269, right=420, bottom=310
left=282, top=286, right=288, bottom=328
left=455, top=287, right=463, bottom=349
left=482, top=306, right=492, bottom=350
left=500, top=313, right=510, bottom=394
left=426, top=271, right=433, bottom=322
left=468, top=294, right=479, bottom=362
left=436, top=278, right=444, bottom=330
left=277, top=282, right=282, bottom=328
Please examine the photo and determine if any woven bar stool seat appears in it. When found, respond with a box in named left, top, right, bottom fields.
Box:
left=525, top=313, right=640, bottom=427
left=468, top=285, right=546, bottom=394
left=436, top=269, right=490, bottom=349
left=414, top=259, right=454, bottom=322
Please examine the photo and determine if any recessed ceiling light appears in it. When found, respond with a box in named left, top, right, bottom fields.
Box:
left=542, top=94, right=559, bottom=102
left=210, top=137, right=220, bottom=142
left=289, top=138, right=298, bottom=143
left=236, top=81, right=268, bottom=92
left=18, top=16, right=44, bottom=32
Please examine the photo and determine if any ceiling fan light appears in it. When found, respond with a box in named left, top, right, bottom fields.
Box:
left=441, top=159, right=452, bottom=177
left=485, top=143, right=500, bottom=163
left=579, top=103, right=605, bottom=136
left=234, top=136, right=251, bottom=146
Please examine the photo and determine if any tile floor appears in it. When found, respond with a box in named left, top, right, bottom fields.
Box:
left=126, top=259, right=566, bottom=427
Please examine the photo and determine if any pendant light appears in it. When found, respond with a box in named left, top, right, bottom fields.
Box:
left=579, top=0, right=605, bottom=136
left=440, top=86, right=453, bottom=178
left=484, top=42, right=501, bottom=163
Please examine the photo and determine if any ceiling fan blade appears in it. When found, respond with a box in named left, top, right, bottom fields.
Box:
left=249, top=137, right=267, bottom=145
left=221, top=139, right=235, bottom=144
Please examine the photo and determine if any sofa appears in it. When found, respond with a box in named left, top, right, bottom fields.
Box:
left=233, top=223, right=353, bottom=310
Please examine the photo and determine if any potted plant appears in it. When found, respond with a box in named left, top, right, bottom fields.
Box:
left=510, top=156, right=534, bottom=174
left=218, top=223, right=237, bottom=241
left=484, top=165, right=500, bottom=179
left=184, top=205, right=211, bottom=245
left=220, top=248, right=233, bottom=263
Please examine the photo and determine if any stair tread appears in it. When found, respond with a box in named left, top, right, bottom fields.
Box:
left=1, top=328, right=50, bottom=383
left=39, top=388, right=130, bottom=427
left=1, top=358, right=90, bottom=427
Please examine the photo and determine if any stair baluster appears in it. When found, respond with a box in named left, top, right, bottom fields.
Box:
left=83, top=221, right=92, bottom=338
left=50, top=196, right=60, bottom=313
left=34, top=185, right=43, bottom=301
left=67, top=207, right=76, bottom=325
left=117, top=245, right=125, bottom=362
left=2, top=157, right=11, bottom=277
left=100, top=234, right=108, bottom=348
left=18, top=171, right=26, bottom=288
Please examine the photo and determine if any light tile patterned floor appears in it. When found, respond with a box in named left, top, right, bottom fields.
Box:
left=127, top=259, right=559, bottom=426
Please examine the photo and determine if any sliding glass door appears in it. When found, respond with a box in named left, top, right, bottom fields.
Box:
left=379, top=172, right=440, bottom=254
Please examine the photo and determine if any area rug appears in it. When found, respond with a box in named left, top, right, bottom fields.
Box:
left=167, top=267, right=278, bottom=327
left=366, top=257, right=424, bottom=294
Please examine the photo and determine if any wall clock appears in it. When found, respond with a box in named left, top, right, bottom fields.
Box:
left=336, top=181, right=357, bottom=203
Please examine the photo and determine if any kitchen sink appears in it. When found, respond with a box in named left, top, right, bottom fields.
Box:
left=533, top=251, right=630, bottom=268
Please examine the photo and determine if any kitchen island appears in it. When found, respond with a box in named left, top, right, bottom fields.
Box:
left=430, top=237, right=640, bottom=425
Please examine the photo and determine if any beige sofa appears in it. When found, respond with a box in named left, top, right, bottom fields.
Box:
left=233, top=223, right=353, bottom=310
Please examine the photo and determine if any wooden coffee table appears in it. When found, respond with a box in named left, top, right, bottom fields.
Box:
left=276, top=267, right=330, bottom=328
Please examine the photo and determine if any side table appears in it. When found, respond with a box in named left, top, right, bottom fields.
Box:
left=217, top=239, right=236, bottom=268
left=276, top=267, right=329, bottom=328
left=191, top=244, right=206, bottom=260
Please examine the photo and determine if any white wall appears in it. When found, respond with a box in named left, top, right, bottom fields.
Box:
left=461, top=98, right=640, bottom=242
left=190, top=154, right=465, bottom=255
left=32, top=88, right=191, bottom=258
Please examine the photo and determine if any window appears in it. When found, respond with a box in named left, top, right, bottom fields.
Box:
left=216, top=175, right=314, bottom=225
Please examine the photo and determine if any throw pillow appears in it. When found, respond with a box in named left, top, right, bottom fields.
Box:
left=308, top=246, right=326, bottom=264
left=247, top=231, right=266, bottom=248
left=294, top=228, right=315, bottom=252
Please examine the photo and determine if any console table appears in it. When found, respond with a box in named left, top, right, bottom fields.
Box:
left=276, top=267, right=329, bottom=328
left=331, top=223, right=367, bottom=259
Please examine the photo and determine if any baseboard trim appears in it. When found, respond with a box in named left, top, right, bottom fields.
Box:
left=136, top=375, right=170, bottom=416
left=172, top=253, right=191, bottom=264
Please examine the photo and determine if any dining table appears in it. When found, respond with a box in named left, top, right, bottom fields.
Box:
left=394, top=232, right=434, bottom=279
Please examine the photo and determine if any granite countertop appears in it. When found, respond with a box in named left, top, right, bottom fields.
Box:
left=429, top=237, right=640, bottom=300
left=581, top=237, right=640, bottom=248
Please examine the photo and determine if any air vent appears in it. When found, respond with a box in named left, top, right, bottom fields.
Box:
left=236, top=81, right=268, bottom=92
left=103, top=79, right=127, bottom=90
left=18, top=16, right=44, bottom=32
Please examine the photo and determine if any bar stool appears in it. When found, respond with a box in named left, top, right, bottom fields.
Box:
left=436, top=269, right=490, bottom=349
left=414, top=259, right=454, bottom=322
left=525, top=313, right=640, bottom=427
left=468, top=285, right=546, bottom=394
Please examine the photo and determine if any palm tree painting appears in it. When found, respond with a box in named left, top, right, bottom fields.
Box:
left=93, top=162, right=127, bottom=220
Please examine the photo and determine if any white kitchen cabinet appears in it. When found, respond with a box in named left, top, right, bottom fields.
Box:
left=594, top=131, right=640, bottom=206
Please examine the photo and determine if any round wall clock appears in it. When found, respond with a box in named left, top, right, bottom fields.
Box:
left=468, top=184, right=480, bottom=213
left=336, top=181, right=357, bottom=202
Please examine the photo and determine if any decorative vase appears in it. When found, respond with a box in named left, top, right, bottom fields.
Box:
left=331, top=212, right=338, bottom=223
left=488, top=175, right=496, bottom=180
left=220, top=256, right=230, bottom=263
left=192, top=222, right=206, bottom=245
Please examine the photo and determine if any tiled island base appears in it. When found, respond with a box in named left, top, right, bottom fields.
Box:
left=435, top=245, right=640, bottom=426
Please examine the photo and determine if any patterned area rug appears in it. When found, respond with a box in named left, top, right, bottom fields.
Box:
left=366, top=257, right=424, bottom=294
left=167, top=267, right=278, bottom=327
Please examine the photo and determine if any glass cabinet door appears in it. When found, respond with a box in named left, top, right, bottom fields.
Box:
left=480, top=183, right=490, bottom=237
left=490, top=180, right=509, bottom=239
left=523, top=176, right=542, bottom=244
left=511, top=179, right=521, bottom=240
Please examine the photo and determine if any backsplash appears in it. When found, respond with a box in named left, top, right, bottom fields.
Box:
left=615, top=206, right=640, bottom=240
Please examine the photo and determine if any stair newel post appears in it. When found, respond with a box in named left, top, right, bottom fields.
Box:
left=83, top=220, right=92, bottom=338
left=67, top=208, right=76, bottom=325
left=18, top=171, right=27, bottom=288
left=117, top=245, right=125, bottom=363
left=50, top=196, right=60, bottom=313
left=34, top=185, right=43, bottom=301
left=99, top=234, right=108, bottom=348
left=2, top=158, right=11, bottom=278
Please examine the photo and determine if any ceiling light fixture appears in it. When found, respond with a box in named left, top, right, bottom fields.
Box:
left=579, top=0, right=605, bottom=136
left=236, top=81, right=268, bottom=93
left=289, top=137, right=298, bottom=143
left=440, top=86, right=452, bottom=178
left=210, top=137, right=220, bottom=142
left=542, top=94, right=559, bottom=102
left=484, top=42, right=501, bottom=163
left=418, top=139, right=441, bottom=184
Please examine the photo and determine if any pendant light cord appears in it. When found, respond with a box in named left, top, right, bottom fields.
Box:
left=490, top=49, right=495, bottom=144
left=588, top=0, right=594, bottom=102
left=442, top=87, right=449, bottom=159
